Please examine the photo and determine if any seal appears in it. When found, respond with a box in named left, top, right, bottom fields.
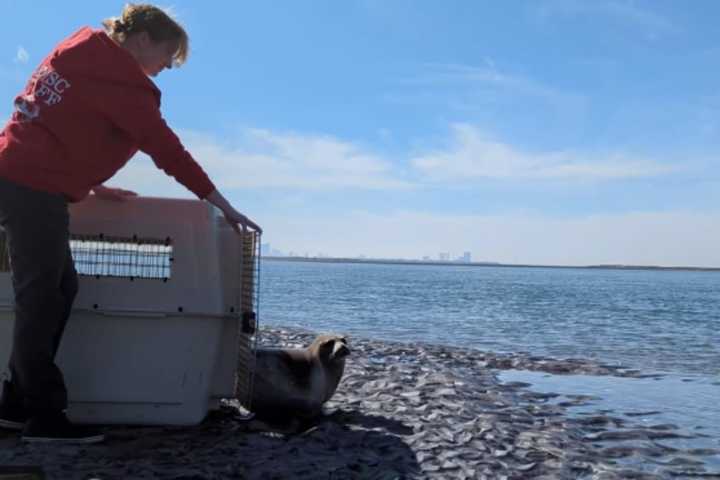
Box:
left=248, top=334, right=350, bottom=421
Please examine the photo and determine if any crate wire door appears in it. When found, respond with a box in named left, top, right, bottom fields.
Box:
left=235, top=231, right=261, bottom=411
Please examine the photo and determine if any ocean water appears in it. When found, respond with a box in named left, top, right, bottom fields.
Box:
left=260, top=259, right=720, bottom=474
left=260, top=259, right=719, bottom=377
left=497, top=370, right=720, bottom=473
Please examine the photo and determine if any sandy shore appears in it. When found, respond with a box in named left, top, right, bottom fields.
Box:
left=0, top=326, right=718, bottom=479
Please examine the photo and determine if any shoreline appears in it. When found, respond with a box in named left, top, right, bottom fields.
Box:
left=263, top=256, right=720, bottom=273
left=0, top=326, right=717, bottom=479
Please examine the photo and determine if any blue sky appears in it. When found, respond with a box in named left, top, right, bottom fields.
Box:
left=2, top=1, right=720, bottom=266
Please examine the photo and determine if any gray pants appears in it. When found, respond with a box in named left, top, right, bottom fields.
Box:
left=0, top=177, right=77, bottom=414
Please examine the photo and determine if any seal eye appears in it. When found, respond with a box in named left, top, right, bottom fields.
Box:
left=332, top=342, right=350, bottom=360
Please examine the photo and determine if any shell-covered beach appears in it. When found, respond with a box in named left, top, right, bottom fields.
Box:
left=0, top=326, right=718, bottom=479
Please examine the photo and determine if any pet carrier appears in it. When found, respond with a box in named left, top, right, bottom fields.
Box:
left=0, top=195, right=260, bottom=425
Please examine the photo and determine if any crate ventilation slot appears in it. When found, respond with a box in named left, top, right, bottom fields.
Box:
left=70, top=234, right=173, bottom=280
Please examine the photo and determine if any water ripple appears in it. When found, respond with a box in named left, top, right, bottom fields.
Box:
left=261, top=260, right=720, bottom=376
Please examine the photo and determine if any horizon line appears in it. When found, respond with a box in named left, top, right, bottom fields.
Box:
left=262, top=255, right=720, bottom=273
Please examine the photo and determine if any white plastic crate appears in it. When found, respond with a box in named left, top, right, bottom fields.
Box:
left=0, top=195, right=259, bottom=425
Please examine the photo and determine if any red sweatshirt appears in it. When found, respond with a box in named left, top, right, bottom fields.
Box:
left=0, top=27, right=216, bottom=202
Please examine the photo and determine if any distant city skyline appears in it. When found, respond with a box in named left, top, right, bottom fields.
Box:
left=262, top=243, right=474, bottom=263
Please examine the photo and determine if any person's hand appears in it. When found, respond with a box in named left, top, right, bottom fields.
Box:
left=204, top=189, right=262, bottom=235
left=222, top=207, right=262, bottom=235
left=92, top=185, right=138, bottom=202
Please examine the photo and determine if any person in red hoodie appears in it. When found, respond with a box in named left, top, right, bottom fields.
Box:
left=0, top=4, right=261, bottom=444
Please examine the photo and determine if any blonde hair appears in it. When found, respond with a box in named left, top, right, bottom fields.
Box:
left=103, top=3, right=189, bottom=67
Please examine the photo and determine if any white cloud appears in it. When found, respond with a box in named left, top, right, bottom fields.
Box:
left=411, top=63, right=583, bottom=105
left=388, top=63, right=586, bottom=115
left=264, top=209, right=720, bottom=267
left=110, top=128, right=413, bottom=196
left=14, top=46, right=29, bottom=64
left=110, top=124, right=679, bottom=198
left=410, top=124, right=675, bottom=182
left=534, top=0, right=677, bottom=36
left=104, top=125, right=716, bottom=266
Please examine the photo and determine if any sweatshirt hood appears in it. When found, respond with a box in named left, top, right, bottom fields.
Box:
left=50, top=27, right=160, bottom=100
